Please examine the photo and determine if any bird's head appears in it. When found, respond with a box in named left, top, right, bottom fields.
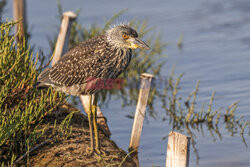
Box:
left=106, top=24, right=150, bottom=50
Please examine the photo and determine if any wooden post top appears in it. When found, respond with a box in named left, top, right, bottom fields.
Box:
left=63, top=11, right=77, bottom=19
left=141, top=73, right=154, bottom=79
left=168, top=131, right=190, bottom=138
left=166, top=131, right=191, bottom=167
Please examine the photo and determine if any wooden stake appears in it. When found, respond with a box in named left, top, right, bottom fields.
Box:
left=166, top=131, right=190, bottom=167
left=130, top=151, right=140, bottom=167
left=13, top=0, right=26, bottom=42
left=52, top=11, right=77, bottom=66
left=129, top=73, right=154, bottom=150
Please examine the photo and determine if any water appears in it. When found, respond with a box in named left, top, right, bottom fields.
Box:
left=3, top=0, right=250, bottom=166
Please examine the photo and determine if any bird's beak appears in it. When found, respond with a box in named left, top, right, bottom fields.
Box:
left=127, top=38, right=150, bottom=50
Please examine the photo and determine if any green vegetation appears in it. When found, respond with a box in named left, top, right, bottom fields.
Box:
left=0, top=21, right=68, bottom=166
left=161, top=71, right=250, bottom=164
left=0, top=1, right=249, bottom=166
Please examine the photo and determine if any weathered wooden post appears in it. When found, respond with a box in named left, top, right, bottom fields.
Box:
left=52, top=11, right=77, bottom=66
left=129, top=73, right=154, bottom=150
left=13, top=0, right=27, bottom=42
left=166, top=131, right=190, bottom=167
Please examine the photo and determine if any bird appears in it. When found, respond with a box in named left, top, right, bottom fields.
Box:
left=36, top=24, right=150, bottom=154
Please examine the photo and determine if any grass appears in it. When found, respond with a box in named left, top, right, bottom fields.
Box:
left=0, top=0, right=250, bottom=165
left=0, top=18, right=136, bottom=167
left=161, top=71, right=250, bottom=164
left=0, top=20, right=68, bottom=166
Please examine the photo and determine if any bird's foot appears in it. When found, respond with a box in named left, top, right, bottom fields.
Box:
left=85, top=147, right=107, bottom=156
left=95, top=147, right=107, bottom=156
left=85, top=147, right=94, bottom=156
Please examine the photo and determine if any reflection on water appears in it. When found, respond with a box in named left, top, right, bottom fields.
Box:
left=3, top=0, right=250, bottom=166
left=159, top=72, right=249, bottom=165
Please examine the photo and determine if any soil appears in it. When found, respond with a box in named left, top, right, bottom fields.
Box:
left=18, top=104, right=136, bottom=167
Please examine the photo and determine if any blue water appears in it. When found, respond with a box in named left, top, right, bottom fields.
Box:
left=3, top=0, right=250, bottom=166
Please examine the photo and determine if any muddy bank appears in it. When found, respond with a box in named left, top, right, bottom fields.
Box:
left=18, top=104, right=136, bottom=167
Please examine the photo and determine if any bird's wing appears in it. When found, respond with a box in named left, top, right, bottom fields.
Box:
left=46, top=35, right=109, bottom=86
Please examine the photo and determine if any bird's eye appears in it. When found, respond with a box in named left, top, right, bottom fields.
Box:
left=122, top=34, right=129, bottom=39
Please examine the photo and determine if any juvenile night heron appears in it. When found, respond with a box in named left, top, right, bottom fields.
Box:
left=37, top=24, right=150, bottom=154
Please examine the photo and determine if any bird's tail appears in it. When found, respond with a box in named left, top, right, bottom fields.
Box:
left=35, top=68, right=52, bottom=89
left=34, top=82, right=48, bottom=89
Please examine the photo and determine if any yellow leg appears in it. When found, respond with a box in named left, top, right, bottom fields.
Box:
left=86, top=95, right=94, bottom=154
left=92, top=94, right=101, bottom=154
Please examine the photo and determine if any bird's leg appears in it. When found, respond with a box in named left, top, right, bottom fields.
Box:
left=92, top=94, right=101, bottom=154
left=86, top=94, right=94, bottom=155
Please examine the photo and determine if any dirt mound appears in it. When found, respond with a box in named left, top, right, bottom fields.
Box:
left=18, top=104, right=136, bottom=167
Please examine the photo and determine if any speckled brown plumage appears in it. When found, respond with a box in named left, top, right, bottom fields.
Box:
left=37, top=24, right=149, bottom=96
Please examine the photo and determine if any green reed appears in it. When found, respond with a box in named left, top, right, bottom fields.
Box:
left=161, top=71, right=250, bottom=164
left=0, top=21, right=70, bottom=166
